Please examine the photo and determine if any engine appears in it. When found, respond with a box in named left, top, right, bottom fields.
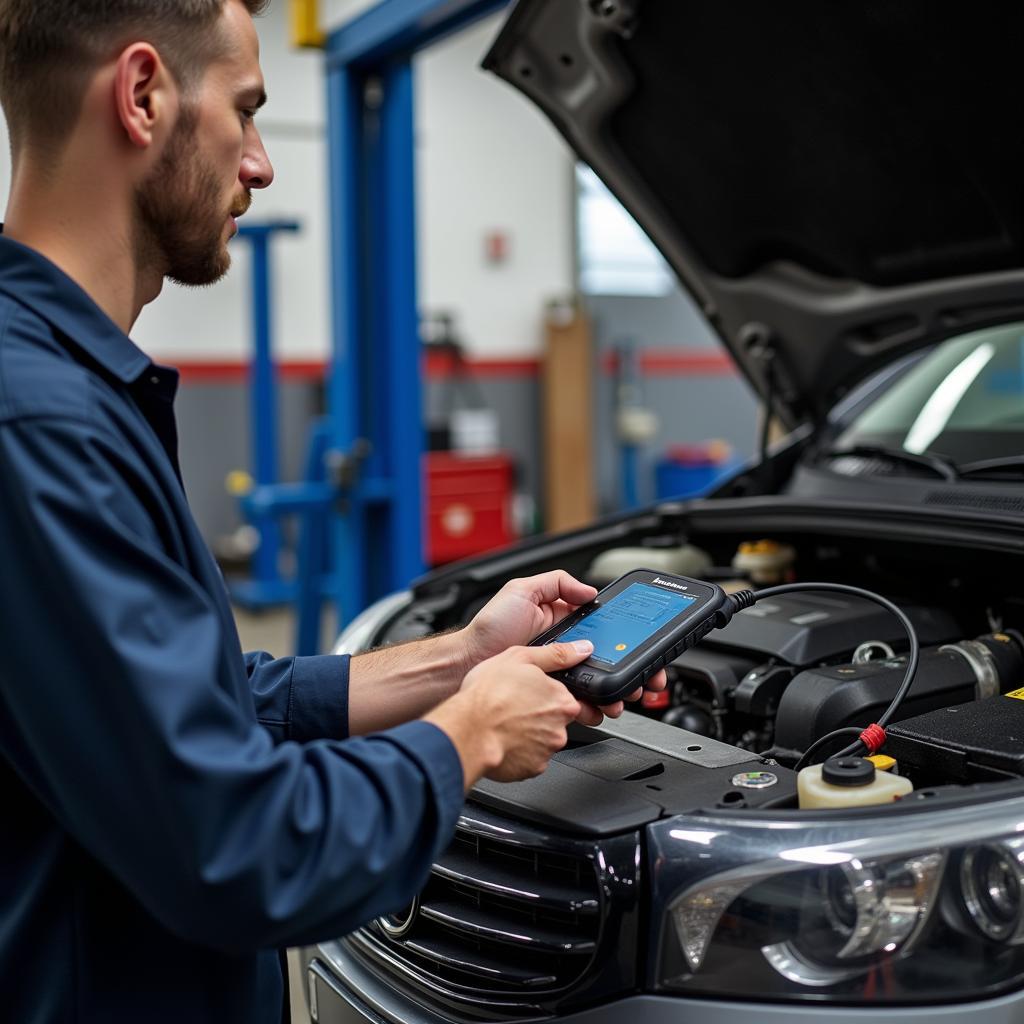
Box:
left=658, top=593, right=1024, bottom=764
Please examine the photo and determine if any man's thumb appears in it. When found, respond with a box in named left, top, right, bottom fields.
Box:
left=526, top=639, right=594, bottom=672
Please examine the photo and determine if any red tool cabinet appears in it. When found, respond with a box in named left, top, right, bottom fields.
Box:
left=425, top=453, right=517, bottom=565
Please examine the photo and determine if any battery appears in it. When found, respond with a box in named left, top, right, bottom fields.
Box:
left=885, top=692, right=1024, bottom=783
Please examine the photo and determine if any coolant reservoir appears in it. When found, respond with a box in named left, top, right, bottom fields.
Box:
left=798, top=755, right=913, bottom=809
left=588, top=544, right=712, bottom=586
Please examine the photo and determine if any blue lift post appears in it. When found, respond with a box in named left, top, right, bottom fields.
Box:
left=229, top=220, right=301, bottom=608
left=306, top=0, right=509, bottom=646
left=238, top=0, right=510, bottom=652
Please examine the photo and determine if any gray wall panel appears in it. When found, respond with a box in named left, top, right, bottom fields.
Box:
left=175, top=379, right=323, bottom=549
left=174, top=300, right=757, bottom=553
left=585, top=289, right=759, bottom=512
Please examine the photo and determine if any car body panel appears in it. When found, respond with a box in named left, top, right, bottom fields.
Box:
left=482, top=1, right=1024, bottom=425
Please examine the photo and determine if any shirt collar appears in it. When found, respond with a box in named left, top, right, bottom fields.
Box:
left=0, top=233, right=152, bottom=384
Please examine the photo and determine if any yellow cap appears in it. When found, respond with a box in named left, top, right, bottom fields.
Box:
left=738, top=539, right=782, bottom=555
left=868, top=754, right=897, bottom=773
left=225, top=470, right=254, bottom=496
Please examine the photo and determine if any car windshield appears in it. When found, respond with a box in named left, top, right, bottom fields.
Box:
left=834, top=321, right=1024, bottom=464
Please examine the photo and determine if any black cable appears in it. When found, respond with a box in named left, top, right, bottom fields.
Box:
left=719, top=582, right=921, bottom=764
left=792, top=728, right=863, bottom=772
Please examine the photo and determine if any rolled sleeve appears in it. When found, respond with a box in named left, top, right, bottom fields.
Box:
left=246, top=651, right=350, bottom=743
left=288, top=654, right=351, bottom=742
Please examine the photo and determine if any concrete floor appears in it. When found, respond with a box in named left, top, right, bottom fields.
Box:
left=232, top=605, right=325, bottom=1024
left=232, top=604, right=338, bottom=659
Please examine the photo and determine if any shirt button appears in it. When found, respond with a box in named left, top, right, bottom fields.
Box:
left=150, top=375, right=160, bottom=385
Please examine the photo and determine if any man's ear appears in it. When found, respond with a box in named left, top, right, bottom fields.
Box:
left=113, top=43, right=176, bottom=149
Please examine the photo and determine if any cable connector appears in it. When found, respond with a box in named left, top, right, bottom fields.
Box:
left=711, top=590, right=756, bottom=630
left=859, top=723, right=887, bottom=753
left=728, top=590, right=757, bottom=613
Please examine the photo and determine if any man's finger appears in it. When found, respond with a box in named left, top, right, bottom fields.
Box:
left=521, top=639, right=594, bottom=673
left=574, top=702, right=605, bottom=727
left=623, top=668, right=667, bottom=703
left=646, top=668, right=668, bottom=692
left=511, top=570, right=597, bottom=611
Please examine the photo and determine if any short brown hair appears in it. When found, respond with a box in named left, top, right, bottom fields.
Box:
left=0, top=0, right=270, bottom=156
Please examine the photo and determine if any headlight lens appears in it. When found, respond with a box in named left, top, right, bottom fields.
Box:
left=652, top=794, right=1024, bottom=1003
left=960, top=839, right=1024, bottom=943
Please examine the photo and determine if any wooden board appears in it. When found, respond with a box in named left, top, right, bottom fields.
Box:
left=542, top=302, right=595, bottom=532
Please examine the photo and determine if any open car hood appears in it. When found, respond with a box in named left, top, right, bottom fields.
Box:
left=483, top=1, right=1024, bottom=426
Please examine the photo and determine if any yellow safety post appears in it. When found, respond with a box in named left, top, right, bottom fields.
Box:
left=291, top=0, right=326, bottom=48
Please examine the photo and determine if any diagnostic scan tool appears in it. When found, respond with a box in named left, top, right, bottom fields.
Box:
left=531, top=569, right=728, bottom=703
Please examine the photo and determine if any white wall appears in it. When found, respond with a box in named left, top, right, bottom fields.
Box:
left=0, top=3, right=329, bottom=364
left=414, top=13, right=575, bottom=356
left=135, top=1, right=330, bottom=362
left=323, top=0, right=379, bottom=30
left=0, top=3, right=575, bottom=363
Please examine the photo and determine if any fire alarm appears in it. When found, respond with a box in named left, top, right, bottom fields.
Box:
left=484, top=230, right=510, bottom=265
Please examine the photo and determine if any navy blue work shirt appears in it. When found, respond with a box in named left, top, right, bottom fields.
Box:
left=0, top=235, right=464, bottom=1024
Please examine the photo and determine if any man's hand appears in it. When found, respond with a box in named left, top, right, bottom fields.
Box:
left=462, top=570, right=668, bottom=725
left=464, top=570, right=597, bottom=661
left=424, top=640, right=590, bottom=788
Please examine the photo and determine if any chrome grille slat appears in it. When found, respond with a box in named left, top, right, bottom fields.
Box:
left=419, top=897, right=597, bottom=954
left=403, top=935, right=558, bottom=987
left=347, top=807, right=642, bottom=1018
left=357, top=815, right=602, bottom=999
left=431, top=847, right=600, bottom=914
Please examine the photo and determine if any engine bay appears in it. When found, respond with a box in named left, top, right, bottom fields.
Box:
left=375, top=500, right=1024, bottom=822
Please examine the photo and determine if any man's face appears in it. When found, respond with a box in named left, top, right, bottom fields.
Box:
left=134, top=0, right=272, bottom=287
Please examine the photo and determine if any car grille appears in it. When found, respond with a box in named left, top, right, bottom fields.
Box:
left=344, top=804, right=641, bottom=1019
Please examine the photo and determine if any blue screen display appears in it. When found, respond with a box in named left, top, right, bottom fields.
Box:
left=556, top=583, right=696, bottom=667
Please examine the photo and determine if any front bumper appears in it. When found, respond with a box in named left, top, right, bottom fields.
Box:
left=300, top=938, right=1024, bottom=1024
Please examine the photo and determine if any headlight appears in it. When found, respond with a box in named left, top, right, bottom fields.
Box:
left=651, top=792, right=1024, bottom=1003
left=332, top=591, right=412, bottom=655
left=960, top=840, right=1024, bottom=944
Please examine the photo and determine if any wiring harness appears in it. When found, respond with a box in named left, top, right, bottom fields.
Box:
left=709, top=582, right=920, bottom=770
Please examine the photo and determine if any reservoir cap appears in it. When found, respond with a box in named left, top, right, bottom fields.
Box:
left=821, top=756, right=876, bottom=787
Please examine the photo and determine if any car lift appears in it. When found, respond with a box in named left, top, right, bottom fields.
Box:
left=241, top=0, right=509, bottom=653
left=229, top=220, right=302, bottom=609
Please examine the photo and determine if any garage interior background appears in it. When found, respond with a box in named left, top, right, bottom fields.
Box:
left=0, top=0, right=758, bottom=572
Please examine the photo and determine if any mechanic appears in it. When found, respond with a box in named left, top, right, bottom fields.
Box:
left=0, top=2, right=666, bottom=1022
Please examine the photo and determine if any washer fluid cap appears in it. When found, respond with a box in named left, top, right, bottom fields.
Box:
left=821, top=756, right=876, bottom=787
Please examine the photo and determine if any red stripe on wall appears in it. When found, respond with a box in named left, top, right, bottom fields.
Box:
left=601, top=350, right=736, bottom=375
left=423, top=351, right=540, bottom=378
left=173, top=361, right=327, bottom=384
left=168, top=348, right=736, bottom=384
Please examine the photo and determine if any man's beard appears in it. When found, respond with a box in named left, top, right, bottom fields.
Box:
left=134, top=107, right=250, bottom=287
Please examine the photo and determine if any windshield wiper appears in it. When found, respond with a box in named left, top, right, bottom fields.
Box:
left=822, top=445, right=959, bottom=481
left=957, top=456, right=1024, bottom=480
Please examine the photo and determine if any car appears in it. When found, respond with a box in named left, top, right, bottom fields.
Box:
left=298, top=2, right=1024, bottom=1021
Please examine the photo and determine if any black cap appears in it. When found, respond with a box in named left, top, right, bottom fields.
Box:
left=821, top=756, right=876, bottom=787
